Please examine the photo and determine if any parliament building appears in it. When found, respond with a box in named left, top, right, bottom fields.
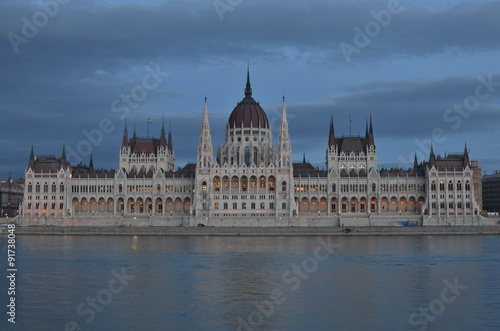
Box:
left=21, top=70, right=485, bottom=226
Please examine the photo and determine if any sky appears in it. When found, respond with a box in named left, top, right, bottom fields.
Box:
left=1, top=0, right=500, bottom=178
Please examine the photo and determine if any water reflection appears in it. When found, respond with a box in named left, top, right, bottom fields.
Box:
left=9, top=235, right=500, bottom=330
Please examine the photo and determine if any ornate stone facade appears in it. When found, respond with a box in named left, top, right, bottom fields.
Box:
left=21, top=70, right=484, bottom=226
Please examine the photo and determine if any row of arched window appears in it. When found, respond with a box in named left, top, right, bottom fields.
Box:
left=203, top=176, right=287, bottom=192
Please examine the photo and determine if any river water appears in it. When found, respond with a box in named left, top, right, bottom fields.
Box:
left=1, top=234, right=499, bottom=330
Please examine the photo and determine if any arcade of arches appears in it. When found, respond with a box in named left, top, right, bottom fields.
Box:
left=70, top=197, right=192, bottom=214
left=296, top=196, right=425, bottom=214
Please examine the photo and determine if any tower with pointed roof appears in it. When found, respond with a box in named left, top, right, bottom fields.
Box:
left=197, top=98, right=214, bottom=169
left=119, top=117, right=175, bottom=173
left=326, top=114, right=377, bottom=174
left=276, top=97, right=292, bottom=169
left=217, top=66, right=274, bottom=167
left=195, top=98, right=214, bottom=216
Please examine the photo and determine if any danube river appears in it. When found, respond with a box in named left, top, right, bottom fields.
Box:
left=2, top=234, right=499, bottom=330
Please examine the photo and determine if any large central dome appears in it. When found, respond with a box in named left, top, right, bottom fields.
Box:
left=227, top=69, right=269, bottom=129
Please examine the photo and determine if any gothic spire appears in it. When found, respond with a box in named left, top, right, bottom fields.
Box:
left=197, top=98, right=213, bottom=168
left=244, top=63, right=252, bottom=98
left=328, top=114, right=336, bottom=147
left=30, top=144, right=34, bottom=160
left=303, top=152, right=306, bottom=164
left=159, top=116, right=167, bottom=148
left=167, top=121, right=173, bottom=152
left=277, top=96, right=292, bottom=168
left=89, top=154, right=94, bottom=171
left=368, top=113, right=374, bottom=145
left=122, top=119, right=129, bottom=147
left=414, top=152, right=418, bottom=169
left=62, top=145, right=66, bottom=160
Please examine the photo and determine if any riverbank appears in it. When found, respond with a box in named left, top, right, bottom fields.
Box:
left=9, top=225, right=500, bottom=236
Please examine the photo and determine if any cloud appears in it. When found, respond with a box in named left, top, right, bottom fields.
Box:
left=1, top=0, right=500, bottom=177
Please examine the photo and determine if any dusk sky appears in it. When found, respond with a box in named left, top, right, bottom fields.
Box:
left=1, top=0, right=500, bottom=178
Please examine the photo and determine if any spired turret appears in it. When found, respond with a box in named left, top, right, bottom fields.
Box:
left=119, top=118, right=175, bottom=173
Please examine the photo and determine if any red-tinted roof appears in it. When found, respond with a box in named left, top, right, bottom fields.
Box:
left=228, top=98, right=269, bottom=129
left=335, top=137, right=369, bottom=154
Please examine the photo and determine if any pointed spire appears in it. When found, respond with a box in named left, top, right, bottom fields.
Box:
left=369, top=113, right=373, bottom=134
left=160, top=115, right=166, bottom=148
left=245, top=63, right=252, bottom=98
left=203, top=97, right=209, bottom=124
left=89, top=154, right=94, bottom=171
left=463, top=142, right=470, bottom=168
left=277, top=96, right=292, bottom=168
left=133, top=121, right=137, bottom=139
left=62, top=145, right=66, bottom=160
left=368, top=113, right=374, bottom=146
left=197, top=98, right=213, bottom=168
left=365, top=119, right=369, bottom=138
left=328, top=114, right=336, bottom=147
left=28, top=144, right=35, bottom=168
left=167, top=121, right=173, bottom=152
left=429, top=142, right=436, bottom=166
left=303, top=152, right=306, bottom=164
left=414, top=152, right=418, bottom=168
left=122, top=119, right=129, bottom=147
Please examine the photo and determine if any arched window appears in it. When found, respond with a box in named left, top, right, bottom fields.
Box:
left=259, top=176, right=266, bottom=189
left=213, top=176, right=221, bottom=191
left=372, top=183, right=376, bottom=192
left=282, top=181, right=287, bottom=192
left=332, top=183, right=336, bottom=192
left=157, top=184, right=161, bottom=193
left=268, top=176, right=275, bottom=191
left=222, top=176, right=230, bottom=191
left=232, top=176, right=239, bottom=190
left=431, top=181, right=436, bottom=191
left=119, top=184, right=123, bottom=193
left=457, top=181, right=462, bottom=190
left=241, top=176, right=248, bottom=192
left=465, top=181, right=471, bottom=191
left=28, top=183, right=32, bottom=193
left=448, top=181, right=453, bottom=191
left=202, top=181, right=207, bottom=192
left=250, top=176, right=257, bottom=190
